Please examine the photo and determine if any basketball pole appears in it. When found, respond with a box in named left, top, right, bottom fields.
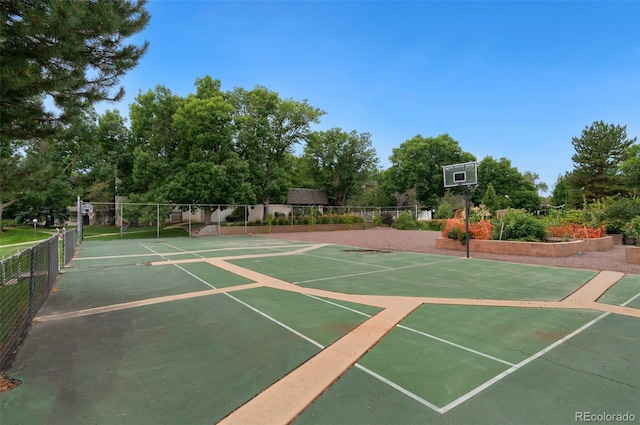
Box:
left=464, top=185, right=470, bottom=259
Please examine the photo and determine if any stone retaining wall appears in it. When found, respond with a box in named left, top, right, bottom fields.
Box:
left=609, top=234, right=623, bottom=245
left=627, top=246, right=640, bottom=264
left=435, top=236, right=613, bottom=258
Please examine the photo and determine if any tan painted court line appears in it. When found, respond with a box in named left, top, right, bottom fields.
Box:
left=34, top=283, right=265, bottom=322
left=206, top=262, right=638, bottom=424
left=563, top=270, right=625, bottom=303
left=35, top=246, right=638, bottom=425
left=218, top=299, right=423, bottom=425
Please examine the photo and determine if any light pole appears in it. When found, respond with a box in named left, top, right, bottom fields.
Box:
left=32, top=218, right=38, bottom=236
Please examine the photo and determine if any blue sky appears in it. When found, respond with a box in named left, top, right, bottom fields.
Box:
left=99, top=0, right=640, bottom=195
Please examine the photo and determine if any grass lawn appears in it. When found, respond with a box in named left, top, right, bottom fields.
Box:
left=81, top=225, right=189, bottom=241
left=0, top=228, right=55, bottom=257
left=0, top=225, right=189, bottom=257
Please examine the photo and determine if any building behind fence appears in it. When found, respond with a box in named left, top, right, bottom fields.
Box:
left=0, top=229, right=78, bottom=372
left=69, top=201, right=434, bottom=229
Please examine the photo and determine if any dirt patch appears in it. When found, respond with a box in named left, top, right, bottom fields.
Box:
left=0, top=373, right=21, bottom=392
left=534, top=329, right=566, bottom=341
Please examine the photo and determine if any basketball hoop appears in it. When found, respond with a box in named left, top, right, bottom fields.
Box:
left=442, top=162, right=478, bottom=188
left=442, top=162, right=479, bottom=259
left=82, top=203, right=95, bottom=219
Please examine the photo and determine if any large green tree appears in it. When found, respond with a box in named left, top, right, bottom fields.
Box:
left=0, top=0, right=150, bottom=142
left=3, top=138, right=76, bottom=227
left=302, top=128, right=379, bottom=206
left=475, top=156, right=541, bottom=211
left=169, top=77, right=254, bottom=223
left=620, top=143, right=640, bottom=196
left=568, top=121, right=636, bottom=201
left=232, top=85, right=324, bottom=217
left=385, top=134, right=475, bottom=207
left=0, top=109, right=100, bottom=228
left=551, top=173, right=577, bottom=207
left=1, top=0, right=149, bottom=227
left=129, top=85, right=183, bottom=194
left=94, top=110, right=132, bottom=198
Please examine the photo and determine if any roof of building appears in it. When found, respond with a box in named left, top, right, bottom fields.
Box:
left=286, top=188, right=329, bottom=205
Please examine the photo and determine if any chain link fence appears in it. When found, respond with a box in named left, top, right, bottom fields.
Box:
left=62, top=228, right=77, bottom=267
left=0, top=235, right=66, bottom=372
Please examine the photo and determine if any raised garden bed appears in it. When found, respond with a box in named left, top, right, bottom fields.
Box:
left=435, top=236, right=613, bottom=258
left=627, top=246, right=640, bottom=264
left=608, top=234, right=623, bottom=245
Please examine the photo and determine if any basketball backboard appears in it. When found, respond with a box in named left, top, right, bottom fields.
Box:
left=442, top=161, right=478, bottom=187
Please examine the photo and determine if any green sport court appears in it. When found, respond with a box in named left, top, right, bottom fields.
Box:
left=1, top=235, right=638, bottom=425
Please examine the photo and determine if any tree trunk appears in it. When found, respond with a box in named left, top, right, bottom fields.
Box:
left=262, top=199, right=270, bottom=221
left=0, top=198, right=19, bottom=232
left=204, top=206, right=212, bottom=225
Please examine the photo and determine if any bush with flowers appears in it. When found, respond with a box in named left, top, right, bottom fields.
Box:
left=623, top=216, right=640, bottom=245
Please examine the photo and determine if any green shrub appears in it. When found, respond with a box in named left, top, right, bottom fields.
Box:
left=343, top=214, right=354, bottom=229
left=393, top=212, right=418, bottom=230
left=434, top=201, right=453, bottom=219
left=225, top=206, right=245, bottom=222
left=1, top=219, right=17, bottom=228
left=446, top=226, right=465, bottom=243
left=420, top=219, right=447, bottom=231
left=494, top=209, right=547, bottom=242
left=604, top=197, right=640, bottom=233
left=623, top=216, right=640, bottom=241
left=381, top=212, right=394, bottom=226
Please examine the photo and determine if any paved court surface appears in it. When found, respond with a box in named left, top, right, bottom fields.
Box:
left=1, top=236, right=638, bottom=424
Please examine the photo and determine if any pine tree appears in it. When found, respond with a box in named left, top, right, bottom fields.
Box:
left=0, top=0, right=150, bottom=141
left=568, top=121, right=636, bottom=201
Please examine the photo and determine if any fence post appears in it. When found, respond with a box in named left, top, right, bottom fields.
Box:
left=29, top=246, right=35, bottom=319
left=60, top=229, right=65, bottom=273
left=76, top=196, right=82, bottom=245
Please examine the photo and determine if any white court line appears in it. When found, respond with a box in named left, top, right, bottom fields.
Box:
left=224, top=292, right=325, bottom=350
left=227, top=288, right=447, bottom=413
left=396, top=325, right=516, bottom=367
left=620, top=291, right=640, bottom=307
left=439, top=289, right=640, bottom=414
left=162, top=242, right=291, bottom=258
left=161, top=242, right=205, bottom=258
left=293, top=257, right=462, bottom=285
left=302, top=253, right=394, bottom=270
left=304, top=294, right=515, bottom=366
left=139, top=244, right=216, bottom=289
left=304, top=294, right=372, bottom=317
left=140, top=244, right=442, bottom=412
left=140, top=243, right=324, bottom=349
left=354, top=363, right=442, bottom=412
left=141, top=243, right=640, bottom=415
left=438, top=311, right=610, bottom=414
left=301, top=247, right=440, bottom=271
left=73, top=244, right=316, bottom=261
